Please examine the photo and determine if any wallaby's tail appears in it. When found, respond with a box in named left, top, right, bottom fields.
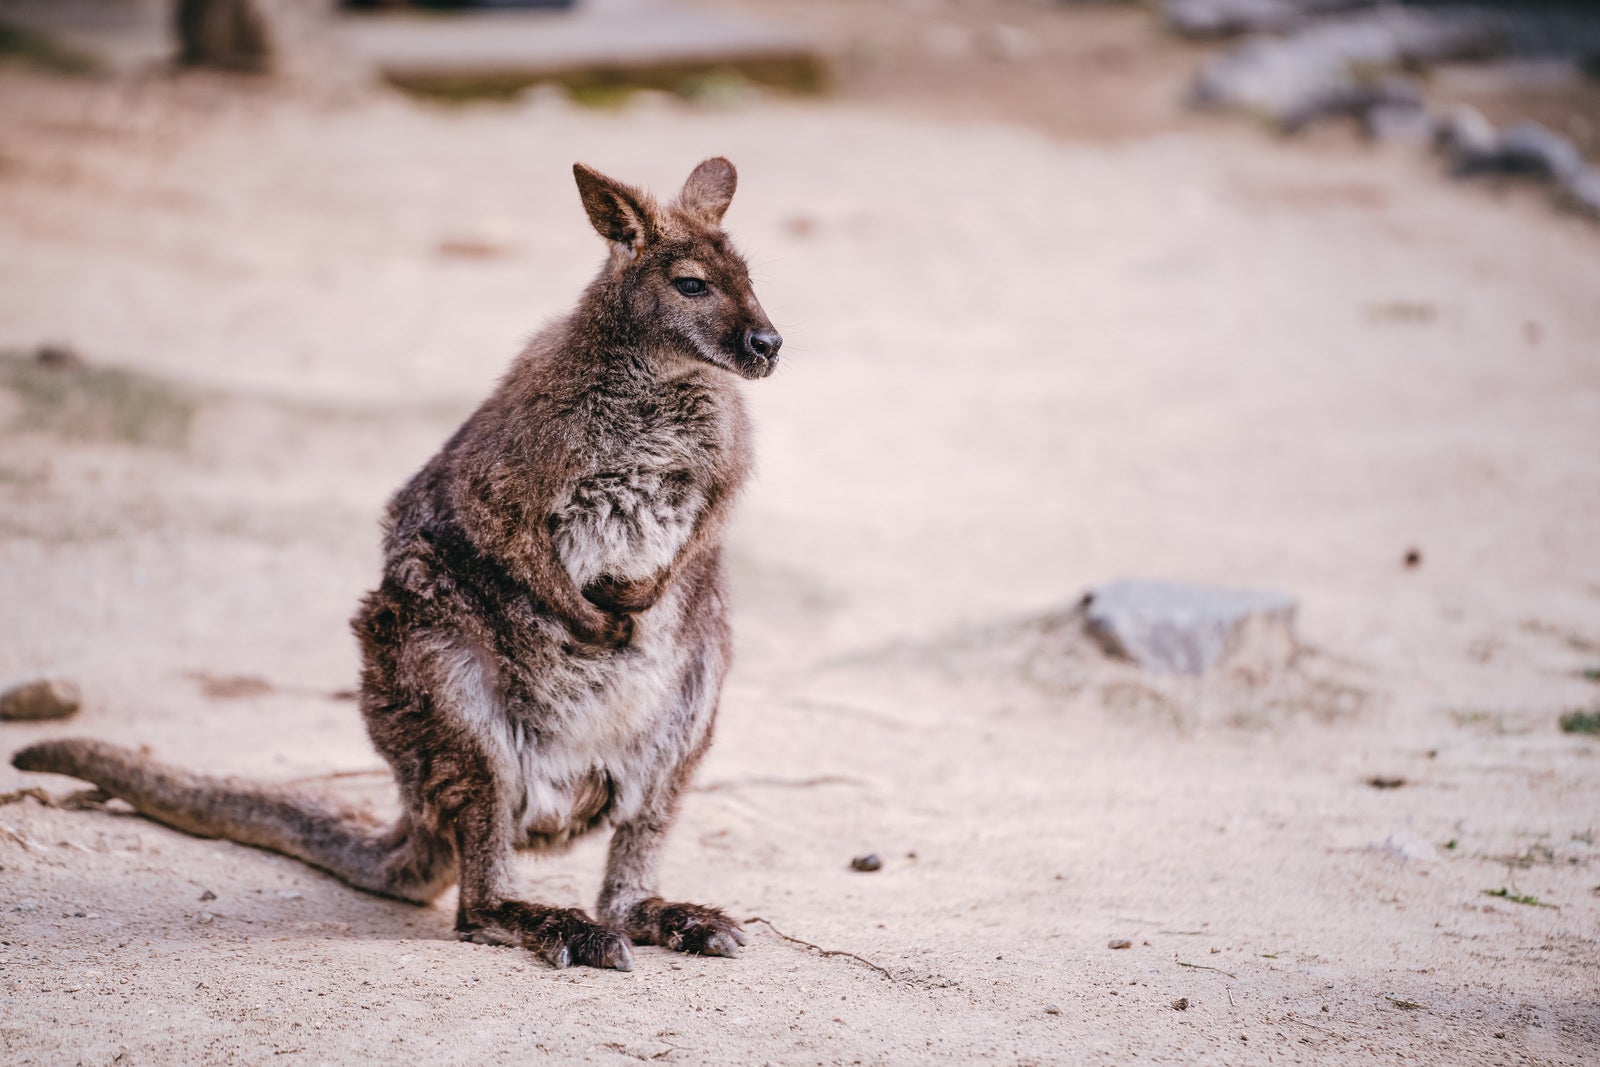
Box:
left=12, top=739, right=454, bottom=904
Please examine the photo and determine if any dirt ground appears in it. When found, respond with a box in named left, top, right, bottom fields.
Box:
left=2, top=4, right=1600, bottom=1063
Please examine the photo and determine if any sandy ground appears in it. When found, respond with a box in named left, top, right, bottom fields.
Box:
left=2, top=18, right=1600, bottom=1064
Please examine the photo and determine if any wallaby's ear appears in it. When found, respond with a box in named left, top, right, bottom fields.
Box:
left=573, top=163, right=656, bottom=252
left=678, top=157, right=737, bottom=225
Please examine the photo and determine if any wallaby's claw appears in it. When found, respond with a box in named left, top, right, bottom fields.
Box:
left=597, top=936, right=636, bottom=972
left=645, top=901, right=745, bottom=959
left=702, top=931, right=742, bottom=959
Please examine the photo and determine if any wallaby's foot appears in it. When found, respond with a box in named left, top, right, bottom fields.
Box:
left=621, top=897, right=747, bottom=958
left=458, top=902, right=634, bottom=971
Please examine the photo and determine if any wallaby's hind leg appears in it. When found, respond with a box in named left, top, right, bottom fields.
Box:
left=447, top=763, right=635, bottom=971
left=596, top=649, right=746, bottom=958
left=599, top=801, right=747, bottom=959
left=10, top=739, right=455, bottom=905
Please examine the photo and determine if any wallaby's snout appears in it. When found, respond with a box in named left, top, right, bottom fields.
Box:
left=573, top=156, right=782, bottom=381
left=744, top=326, right=782, bottom=367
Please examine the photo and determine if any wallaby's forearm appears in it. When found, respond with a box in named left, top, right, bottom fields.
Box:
left=529, top=545, right=632, bottom=647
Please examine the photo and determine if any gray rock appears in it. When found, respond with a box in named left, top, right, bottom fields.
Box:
left=0, top=677, right=82, bottom=721
left=1163, top=0, right=1377, bottom=40
left=1191, top=9, right=1500, bottom=130
left=1453, top=120, right=1586, bottom=183
left=1083, top=579, right=1298, bottom=676
left=1279, top=76, right=1420, bottom=136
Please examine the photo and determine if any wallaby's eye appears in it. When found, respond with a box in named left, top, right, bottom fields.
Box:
left=673, top=277, right=708, bottom=297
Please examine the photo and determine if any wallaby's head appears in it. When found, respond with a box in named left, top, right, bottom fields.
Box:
left=573, top=158, right=781, bottom=380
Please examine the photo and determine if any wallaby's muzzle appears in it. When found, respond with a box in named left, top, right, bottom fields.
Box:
left=742, top=326, right=782, bottom=375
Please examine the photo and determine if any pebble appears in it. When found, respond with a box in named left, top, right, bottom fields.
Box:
left=1044, top=1004, right=1062, bottom=1015
left=1108, top=939, right=1133, bottom=950
left=34, top=343, right=84, bottom=370
left=849, top=854, right=882, bottom=873
left=1172, top=997, right=1191, bottom=1010
left=0, top=678, right=82, bottom=722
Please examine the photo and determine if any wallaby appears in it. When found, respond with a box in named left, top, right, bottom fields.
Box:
left=12, top=157, right=781, bottom=972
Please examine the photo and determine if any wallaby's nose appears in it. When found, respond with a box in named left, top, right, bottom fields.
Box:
left=744, top=328, right=782, bottom=361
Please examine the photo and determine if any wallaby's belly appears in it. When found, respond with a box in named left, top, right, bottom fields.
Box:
left=494, top=584, right=721, bottom=848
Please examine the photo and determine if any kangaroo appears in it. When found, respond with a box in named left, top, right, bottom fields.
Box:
left=12, top=157, right=781, bottom=972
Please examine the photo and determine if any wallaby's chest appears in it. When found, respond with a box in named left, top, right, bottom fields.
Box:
left=552, top=381, right=742, bottom=587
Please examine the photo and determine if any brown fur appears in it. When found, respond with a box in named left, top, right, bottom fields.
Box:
left=12, top=158, right=782, bottom=971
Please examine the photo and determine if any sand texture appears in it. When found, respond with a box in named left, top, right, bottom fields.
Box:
left=1, top=58, right=1598, bottom=1065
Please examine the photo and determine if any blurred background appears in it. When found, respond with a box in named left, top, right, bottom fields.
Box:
left=1, top=2, right=1598, bottom=1064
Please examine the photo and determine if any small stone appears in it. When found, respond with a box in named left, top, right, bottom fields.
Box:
left=34, top=343, right=84, bottom=369
left=196, top=912, right=215, bottom=925
left=198, top=890, right=217, bottom=902
left=0, top=678, right=82, bottom=722
left=1365, top=775, right=1406, bottom=790
left=1108, top=939, right=1133, bottom=950
left=1044, top=1004, right=1062, bottom=1015
left=1083, top=579, right=1298, bottom=675
left=1403, top=547, right=1422, bottom=569
left=849, top=854, right=882, bottom=873
left=1172, top=997, right=1190, bottom=1011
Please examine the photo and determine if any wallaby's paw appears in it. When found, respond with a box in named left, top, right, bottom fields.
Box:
left=539, top=912, right=634, bottom=971
left=570, top=610, right=634, bottom=651
left=459, top=903, right=634, bottom=970
left=518, top=906, right=635, bottom=971
left=629, top=899, right=747, bottom=958
left=583, top=575, right=661, bottom=614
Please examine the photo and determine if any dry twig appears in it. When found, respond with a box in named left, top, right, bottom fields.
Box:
left=744, top=916, right=895, bottom=980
